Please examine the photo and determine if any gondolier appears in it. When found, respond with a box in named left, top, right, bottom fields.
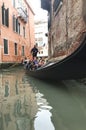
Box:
left=31, top=45, right=39, bottom=59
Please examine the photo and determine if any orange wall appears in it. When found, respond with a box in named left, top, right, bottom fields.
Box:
left=0, top=0, right=35, bottom=63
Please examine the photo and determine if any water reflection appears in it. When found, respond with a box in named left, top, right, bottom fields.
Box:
left=29, top=77, right=86, bottom=130
left=0, top=69, right=38, bottom=130
left=1, top=68, right=86, bottom=130
left=15, top=80, right=19, bottom=95
left=4, top=81, right=9, bottom=97
left=0, top=69, right=55, bottom=130
left=34, top=91, right=55, bottom=130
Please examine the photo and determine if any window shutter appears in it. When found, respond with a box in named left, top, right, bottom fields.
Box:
left=23, top=27, right=25, bottom=37
left=22, top=46, right=25, bottom=56
left=16, top=18, right=18, bottom=32
left=4, top=39, right=8, bottom=54
left=13, top=15, right=15, bottom=31
left=6, top=8, right=9, bottom=27
left=14, top=43, right=17, bottom=55
left=2, top=4, right=4, bottom=25
left=18, top=23, right=20, bottom=34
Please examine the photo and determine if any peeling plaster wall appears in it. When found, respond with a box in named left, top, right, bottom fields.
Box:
left=49, top=0, right=86, bottom=57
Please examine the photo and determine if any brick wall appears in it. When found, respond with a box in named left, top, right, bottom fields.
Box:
left=49, top=0, right=86, bottom=57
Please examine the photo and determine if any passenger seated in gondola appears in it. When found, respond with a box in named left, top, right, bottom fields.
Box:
left=26, top=57, right=46, bottom=70
left=32, top=57, right=39, bottom=70
left=38, top=58, right=45, bottom=67
left=23, top=57, right=30, bottom=69
left=26, top=57, right=38, bottom=70
left=26, top=59, right=34, bottom=70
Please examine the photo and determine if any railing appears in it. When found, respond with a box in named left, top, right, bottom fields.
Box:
left=17, top=7, right=28, bottom=23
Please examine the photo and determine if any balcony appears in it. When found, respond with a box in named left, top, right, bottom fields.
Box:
left=17, top=7, right=28, bottom=23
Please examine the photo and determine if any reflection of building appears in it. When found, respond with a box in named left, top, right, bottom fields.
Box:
left=34, top=18, right=48, bottom=57
left=0, top=0, right=35, bottom=64
left=0, top=71, right=38, bottom=130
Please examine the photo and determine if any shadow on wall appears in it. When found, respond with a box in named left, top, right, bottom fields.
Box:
left=82, top=0, right=86, bottom=23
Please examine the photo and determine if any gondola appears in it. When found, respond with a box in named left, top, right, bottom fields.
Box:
left=25, top=33, right=86, bottom=81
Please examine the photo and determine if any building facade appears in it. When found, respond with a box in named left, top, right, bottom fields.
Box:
left=41, top=0, right=86, bottom=58
left=0, top=0, right=35, bottom=64
left=34, top=18, right=48, bottom=57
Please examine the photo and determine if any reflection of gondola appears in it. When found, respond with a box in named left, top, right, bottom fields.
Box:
left=26, top=33, right=86, bottom=81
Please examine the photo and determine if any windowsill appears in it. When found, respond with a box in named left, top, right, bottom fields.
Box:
left=13, top=31, right=26, bottom=38
left=2, top=24, right=9, bottom=28
left=4, top=54, right=9, bottom=55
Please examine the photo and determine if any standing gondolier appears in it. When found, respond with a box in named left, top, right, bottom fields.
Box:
left=31, top=45, right=39, bottom=59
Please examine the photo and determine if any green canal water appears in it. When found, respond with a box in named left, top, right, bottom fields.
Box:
left=0, top=67, right=86, bottom=130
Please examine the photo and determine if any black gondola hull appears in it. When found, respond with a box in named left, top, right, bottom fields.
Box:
left=26, top=33, right=86, bottom=81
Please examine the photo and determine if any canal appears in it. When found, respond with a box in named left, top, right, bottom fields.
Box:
left=0, top=67, right=86, bottom=130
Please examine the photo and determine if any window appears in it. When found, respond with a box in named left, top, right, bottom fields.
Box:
left=18, top=23, right=20, bottom=34
left=2, top=3, right=9, bottom=27
left=13, top=15, right=19, bottom=33
left=4, top=39, right=8, bottom=54
left=53, top=0, right=63, bottom=12
left=14, top=43, right=17, bottom=55
left=13, top=15, right=15, bottom=31
left=23, top=27, right=25, bottom=37
left=21, top=46, right=25, bottom=56
left=12, top=0, right=16, bottom=8
left=16, top=18, right=18, bottom=32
